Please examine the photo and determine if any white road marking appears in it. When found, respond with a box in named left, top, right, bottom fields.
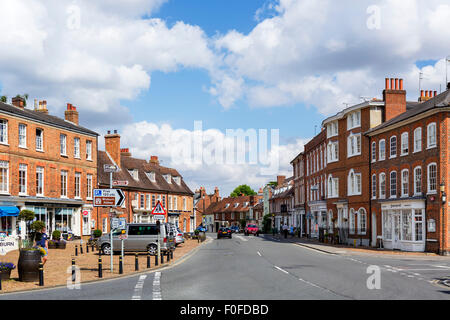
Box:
left=257, top=251, right=262, bottom=256
left=434, top=265, right=450, bottom=269
left=292, top=244, right=331, bottom=255
left=131, top=275, right=147, bottom=300
left=235, top=235, right=248, bottom=242
left=152, top=272, right=162, bottom=300
left=274, top=266, right=289, bottom=274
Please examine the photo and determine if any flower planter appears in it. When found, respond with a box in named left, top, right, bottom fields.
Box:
left=18, top=249, right=41, bottom=282
left=57, top=242, right=66, bottom=249
left=0, top=269, right=11, bottom=281
left=48, top=243, right=57, bottom=249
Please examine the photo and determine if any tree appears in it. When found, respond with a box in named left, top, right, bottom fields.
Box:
left=230, top=185, right=257, bottom=197
left=262, top=214, right=272, bottom=233
left=0, top=96, right=7, bottom=103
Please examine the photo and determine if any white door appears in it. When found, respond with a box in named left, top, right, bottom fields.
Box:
left=82, top=213, right=90, bottom=235
left=392, top=213, right=401, bottom=249
left=371, top=212, right=377, bottom=247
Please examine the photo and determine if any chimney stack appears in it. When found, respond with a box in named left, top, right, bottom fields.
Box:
left=105, top=130, right=121, bottom=168
left=214, top=187, right=220, bottom=198
left=12, top=96, right=25, bottom=108
left=120, top=148, right=131, bottom=157
left=277, top=175, right=286, bottom=186
left=64, top=103, right=79, bottom=125
left=150, top=156, right=159, bottom=165
left=36, top=100, right=48, bottom=114
left=383, top=77, right=406, bottom=121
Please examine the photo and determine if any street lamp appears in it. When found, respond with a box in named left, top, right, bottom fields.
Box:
left=440, top=182, right=446, bottom=204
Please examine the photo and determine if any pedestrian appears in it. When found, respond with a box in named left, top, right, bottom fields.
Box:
left=283, top=224, right=288, bottom=239
left=35, top=227, right=49, bottom=265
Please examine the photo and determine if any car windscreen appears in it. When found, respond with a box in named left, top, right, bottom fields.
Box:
left=247, top=225, right=257, bottom=228
left=128, top=225, right=159, bottom=236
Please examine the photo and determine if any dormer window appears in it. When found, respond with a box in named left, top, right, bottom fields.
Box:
left=146, top=172, right=156, bottom=183
left=128, top=169, right=139, bottom=181
left=173, top=176, right=181, bottom=185
left=225, top=203, right=230, bottom=208
left=163, top=174, right=171, bottom=184
left=234, top=203, right=239, bottom=208
left=243, top=202, right=249, bottom=207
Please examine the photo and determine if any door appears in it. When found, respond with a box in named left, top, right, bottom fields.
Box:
left=392, top=213, right=401, bottom=249
left=371, top=212, right=377, bottom=247
left=82, top=213, right=90, bottom=235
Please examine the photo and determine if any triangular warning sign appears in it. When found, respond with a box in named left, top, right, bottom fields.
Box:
left=151, top=200, right=167, bottom=215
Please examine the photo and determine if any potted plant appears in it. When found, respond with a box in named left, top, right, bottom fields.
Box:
left=49, top=230, right=66, bottom=249
left=0, top=262, right=16, bottom=281
left=17, top=217, right=45, bottom=282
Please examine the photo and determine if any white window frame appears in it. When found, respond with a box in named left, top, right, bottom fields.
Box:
left=371, top=174, right=377, bottom=199
left=19, top=164, right=27, bottom=195
left=389, top=136, right=397, bottom=158
left=0, top=119, right=8, bottom=145
left=427, top=122, right=437, bottom=149
left=349, top=209, right=355, bottom=234
left=427, top=163, right=437, bottom=194
left=390, top=171, right=397, bottom=199
left=60, top=170, right=68, bottom=198
left=413, top=166, right=422, bottom=196
left=347, top=111, right=361, bottom=130
left=19, top=124, right=27, bottom=148
left=146, top=172, right=156, bottom=182
left=36, top=166, right=44, bottom=197
left=60, top=134, right=67, bottom=156
left=371, top=142, right=376, bottom=163
left=401, top=169, right=409, bottom=198
left=400, top=132, right=408, bottom=156
left=347, top=133, right=361, bottom=158
left=327, top=121, right=338, bottom=138
left=327, top=141, right=339, bottom=163
left=74, top=137, right=80, bottom=159
left=86, top=140, right=92, bottom=160
left=379, top=173, right=386, bottom=199
left=357, top=208, right=367, bottom=235
left=74, top=172, right=81, bottom=199
left=413, top=127, right=422, bottom=153
left=86, top=174, right=93, bottom=199
left=36, top=128, right=44, bottom=151
left=348, top=169, right=361, bottom=196
left=379, top=139, right=386, bottom=161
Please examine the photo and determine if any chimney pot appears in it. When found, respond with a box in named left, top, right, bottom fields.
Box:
left=420, top=90, right=424, bottom=97
left=390, top=78, right=395, bottom=90
left=395, top=78, right=399, bottom=90
left=399, top=79, right=403, bottom=90
left=385, top=78, right=390, bottom=90
left=434, top=91, right=437, bottom=97
left=114, top=130, right=118, bottom=134
left=447, top=82, right=450, bottom=90
left=107, top=130, right=111, bottom=134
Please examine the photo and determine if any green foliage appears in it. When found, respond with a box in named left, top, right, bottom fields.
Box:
left=230, top=185, right=257, bottom=197
left=93, top=229, right=102, bottom=238
left=262, top=214, right=272, bottom=233
left=18, top=209, right=35, bottom=221
left=14, top=94, right=29, bottom=106
left=0, top=96, right=7, bottom=103
left=30, top=220, right=45, bottom=233
left=267, top=181, right=277, bottom=187
left=52, top=230, right=61, bottom=240
left=240, top=219, right=246, bottom=229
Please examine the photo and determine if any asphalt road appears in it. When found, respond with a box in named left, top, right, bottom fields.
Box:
left=1, top=233, right=449, bottom=300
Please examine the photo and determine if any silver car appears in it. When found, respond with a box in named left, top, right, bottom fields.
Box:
left=97, top=223, right=172, bottom=255
left=175, top=228, right=185, bottom=246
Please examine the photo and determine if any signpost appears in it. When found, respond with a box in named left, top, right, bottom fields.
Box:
left=0, top=235, right=18, bottom=256
left=152, top=202, right=166, bottom=260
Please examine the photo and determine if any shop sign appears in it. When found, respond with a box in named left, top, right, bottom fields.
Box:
left=82, top=211, right=89, bottom=216
left=0, top=235, right=18, bottom=255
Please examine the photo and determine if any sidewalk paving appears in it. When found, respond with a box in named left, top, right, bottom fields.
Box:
left=263, top=234, right=448, bottom=259
left=0, top=238, right=203, bottom=293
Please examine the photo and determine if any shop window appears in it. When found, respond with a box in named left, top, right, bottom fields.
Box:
left=401, top=210, right=412, bottom=241
left=414, top=210, right=423, bottom=241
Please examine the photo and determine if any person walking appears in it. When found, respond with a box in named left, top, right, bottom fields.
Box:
left=283, top=223, right=288, bottom=239
left=35, top=227, right=49, bottom=265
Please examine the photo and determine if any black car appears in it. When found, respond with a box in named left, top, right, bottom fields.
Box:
left=217, top=227, right=232, bottom=239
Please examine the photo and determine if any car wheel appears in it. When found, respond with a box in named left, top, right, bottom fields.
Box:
left=147, top=244, right=158, bottom=256
left=101, top=243, right=111, bottom=255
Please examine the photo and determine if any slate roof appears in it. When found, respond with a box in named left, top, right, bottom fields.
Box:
left=365, top=89, right=450, bottom=135
left=97, top=151, right=193, bottom=195
left=0, top=101, right=98, bottom=136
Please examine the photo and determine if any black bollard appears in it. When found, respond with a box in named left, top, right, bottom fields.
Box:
left=170, top=250, right=174, bottom=260
left=39, top=262, right=44, bottom=286
left=98, top=255, right=103, bottom=278
left=75, top=245, right=78, bottom=256
left=155, top=253, right=158, bottom=266
left=92, top=244, right=95, bottom=252
left=72, top=258, right=76, bottom=283
left=147, top=252, right=151, bottom=269
left=0, top=272, right=2, bottom=291
left=119, top=256, right=123, bottom=274
left=135, top=253, right=139, bottom=271
left=167, top=250, right=170, bottom=262
left=80, top=243, right=83, bottom=254
left=86, top=243, right=89, bottom=253
left=160, top=252, right=164, bottom=264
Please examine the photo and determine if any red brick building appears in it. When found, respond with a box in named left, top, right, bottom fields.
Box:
left=194, top=186, right=221, bottom=232
left=95, top=131, right=194, bottom=234
left=0, top=97, right=98, bottom=238
left=291, top=152, right=306, bottom=235
left=269, top=175, right=294, bottom=232
left=366, top=83, right=449, bottom=254
left=204, top=194, right=262, bottom=231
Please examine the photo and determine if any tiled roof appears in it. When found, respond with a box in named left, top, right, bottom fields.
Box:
left=97, top=151, right=193, bottom=195
left=204, top=195, right=259, bottom=215
left=365, top=89, right=450, bottom=135
left=0, top=102, right=98, bottom=136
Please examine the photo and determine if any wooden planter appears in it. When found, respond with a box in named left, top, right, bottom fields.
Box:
left=57, top=242, right=66, bottom=249
left=18, top=249, right=41, bottom=282
left=0, top=269, right=12, bottom=281
left=48, top=242, right=58, bottom=249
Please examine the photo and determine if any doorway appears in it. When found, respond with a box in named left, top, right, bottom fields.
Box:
left=392, top=213, right=401, bottom=250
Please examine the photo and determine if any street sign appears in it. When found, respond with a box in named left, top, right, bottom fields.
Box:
left=104, top=164, right=120, bottom=173
left=111, top=218, right=119, bottom=229
left=82, top=210, right=89, bottom=216
left=151, top=201, right=167, bottom=215
left=113, top=180, right=129, bottom=186
left=118, top=234, right=128, bottom=240
left=153, top=215, right=165, bottom=221
left=0, top=235, right=18, bottom=256
left=93, top=189, right=125, bottom=207
left=118, top=218, right=127, bottom=229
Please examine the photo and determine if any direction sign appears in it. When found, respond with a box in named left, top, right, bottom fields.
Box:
left=93, top=189, right=125, bottom=207
left=153, top=215, right=165, bottom=221
left=151, top=201, right=166, bottom=215
left=111, top=218, right=119, bottom=229
left=104, top=164, right=120, bottom=173
left=113, top=180, right=129, bottom=186
left=119, top=234, right=128, bottom=240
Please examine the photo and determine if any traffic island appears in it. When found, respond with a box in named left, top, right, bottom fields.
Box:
left=0, top=239, right=201, bottom=293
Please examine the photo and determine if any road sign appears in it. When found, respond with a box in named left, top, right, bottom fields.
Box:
left=111, top=218, right=119, bottom=229
left=151, top=201, right=166, bottom=215
left=104, top=164, right=120, bottom=173
left=93, top=189, right=125, bottom=207
left=82, top=210, right=89, bottom=216
left=113, top=180, right=129, bottom=186
left=118, top=218, right=127, bottom=229
left=118, top=234, right=128, bottom=240
left=153, top=215, right=165, bottom=221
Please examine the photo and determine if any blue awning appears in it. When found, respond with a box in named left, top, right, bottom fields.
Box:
left=0, top=206, right=19, bottom=217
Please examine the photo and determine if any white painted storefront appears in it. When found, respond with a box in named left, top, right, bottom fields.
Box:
left=381, top=200, right=425, bottom=252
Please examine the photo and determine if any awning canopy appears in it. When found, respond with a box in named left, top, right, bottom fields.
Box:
left=0, top=206, right=19, bottom=217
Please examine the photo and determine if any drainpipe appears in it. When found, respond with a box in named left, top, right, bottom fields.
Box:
left=369, top=135, right=372, bottom=247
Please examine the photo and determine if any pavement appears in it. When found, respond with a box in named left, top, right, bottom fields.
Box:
left=1, top=232, right=448, bottom=300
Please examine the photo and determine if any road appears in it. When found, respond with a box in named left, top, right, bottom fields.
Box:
left=1, top=233, right=449, bottom=300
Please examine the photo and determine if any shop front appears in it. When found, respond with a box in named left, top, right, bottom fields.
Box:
left=0, top=206, right=20, bottom=237
left=307, top=201, right=327, bottom=238
left=381, top=200, right=425, bottom=252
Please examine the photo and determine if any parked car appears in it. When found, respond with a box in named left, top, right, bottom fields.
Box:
left=217, top=227, right=232, bottom=239
left=244, top=224, right=260, bottom=236
left=96, top=222, right=172, bottom=255
left=196, top=225, right=207, bottom=232
left=230, top=225, right=240, bottom=233
left=175, top=228, right=185, bottom=246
